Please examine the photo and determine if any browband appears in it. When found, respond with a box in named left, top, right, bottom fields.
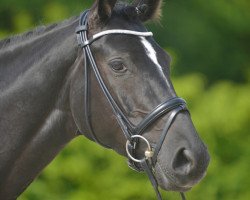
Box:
left=76, top=29, right=153, bottom=47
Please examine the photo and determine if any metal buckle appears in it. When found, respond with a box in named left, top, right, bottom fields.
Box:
left=126, top=135, right=154, bottom=163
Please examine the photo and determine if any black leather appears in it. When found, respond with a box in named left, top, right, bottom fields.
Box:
left=134, top=98, right=187, bottom=135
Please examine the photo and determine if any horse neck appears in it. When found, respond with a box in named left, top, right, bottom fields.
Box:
left=0, top=18, right=80, bottom=199
left=0, top=17, right=78, bottom=91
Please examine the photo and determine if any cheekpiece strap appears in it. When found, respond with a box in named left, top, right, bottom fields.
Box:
left=75, top=25, right=87, bottom=33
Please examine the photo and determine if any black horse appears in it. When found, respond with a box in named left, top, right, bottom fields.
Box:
left=0, top=0, right=210, bottom=199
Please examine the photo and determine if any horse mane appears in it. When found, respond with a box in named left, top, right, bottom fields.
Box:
left=0, top=16, right=78, bottom=49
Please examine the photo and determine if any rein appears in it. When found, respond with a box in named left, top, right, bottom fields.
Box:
left=76, top=10, right=187, bottom=200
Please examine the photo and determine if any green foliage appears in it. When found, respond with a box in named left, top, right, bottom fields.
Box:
left=0, top=0, right=249, bottom=200
left=148, top=0, right=250, bottom=82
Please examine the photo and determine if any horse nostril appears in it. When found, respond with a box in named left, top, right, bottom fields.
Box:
left=172, top=149, right=195, bottom=175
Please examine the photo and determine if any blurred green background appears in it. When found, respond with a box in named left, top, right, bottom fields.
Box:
left=0, top=0, right=249, bottom=199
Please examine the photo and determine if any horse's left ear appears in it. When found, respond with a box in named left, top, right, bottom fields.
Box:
left=88, top=0, right=117, bottom=28
left=132, top=0, right=163, bottom=22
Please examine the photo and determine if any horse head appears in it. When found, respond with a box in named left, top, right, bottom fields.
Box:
left=70, top=0, right=210, bottom=194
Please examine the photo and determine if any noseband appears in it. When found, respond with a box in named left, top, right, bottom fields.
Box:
left=76, top=10, right=187, bottom=200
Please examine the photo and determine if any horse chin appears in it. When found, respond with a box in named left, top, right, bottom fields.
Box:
left=154, top=163, right=192, bottom=192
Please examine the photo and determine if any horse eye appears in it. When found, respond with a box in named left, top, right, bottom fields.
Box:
left=110, top=62, right=127, bottom=73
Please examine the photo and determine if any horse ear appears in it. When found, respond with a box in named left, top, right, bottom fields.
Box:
left=88, top=0, right=117, bottom=27
left=132, top=0, right=162, bottom=22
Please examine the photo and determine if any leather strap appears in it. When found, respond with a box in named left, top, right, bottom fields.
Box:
left=139, top=106, right=187, bottom=200
left=152, top=106, right=187, bottom=165
left=142, top=160, right=163, bottom=200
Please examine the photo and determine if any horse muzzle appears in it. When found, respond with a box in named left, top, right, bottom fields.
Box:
left=154, top=133, right=210, bottom=192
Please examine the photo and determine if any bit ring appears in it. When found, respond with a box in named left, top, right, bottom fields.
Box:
left=126, top=135, right=153, bottom=163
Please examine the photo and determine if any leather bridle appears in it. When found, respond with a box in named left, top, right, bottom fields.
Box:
left=76, top=10, right=187, bottom=200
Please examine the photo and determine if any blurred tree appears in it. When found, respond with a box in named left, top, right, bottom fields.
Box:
left=148, top=0, right=250, bottom=83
